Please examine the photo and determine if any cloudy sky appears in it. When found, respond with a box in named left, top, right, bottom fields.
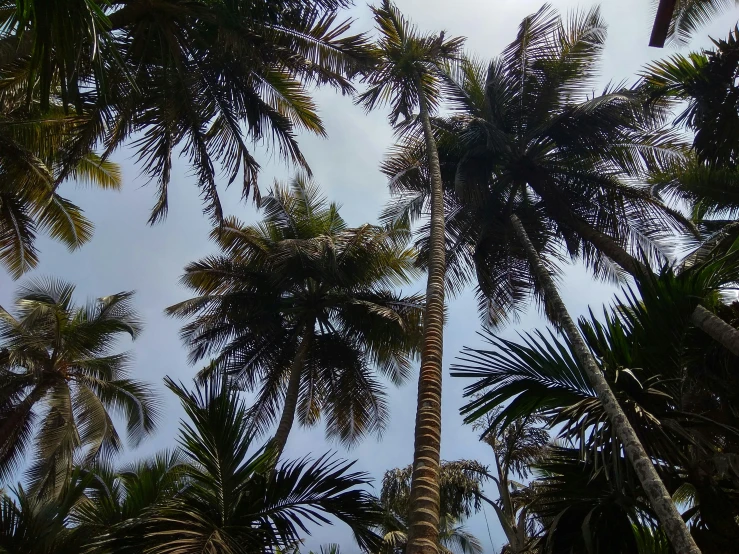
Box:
left=2, top=1, right=739, bottom=552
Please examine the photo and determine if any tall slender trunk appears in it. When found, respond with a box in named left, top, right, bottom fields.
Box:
left=405, top=86, right=447, bottom=554
left=509, top=214, right=701, bottom=554
left=536, top=190, right=739, bottom=357
left=649, top=0, right=678, bottom=47
left=272, top=324, right=313, bottom=458
left=493, top=453, right=520, bottom=553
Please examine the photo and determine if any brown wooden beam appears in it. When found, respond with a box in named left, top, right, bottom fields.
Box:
left=650, top=0, right=678, bottom=47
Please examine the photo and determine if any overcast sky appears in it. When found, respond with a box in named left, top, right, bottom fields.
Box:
left=2, top=1, right=739, bottom=552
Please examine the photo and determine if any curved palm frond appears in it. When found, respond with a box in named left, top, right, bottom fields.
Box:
left=136, top=376, right=383, bottom=553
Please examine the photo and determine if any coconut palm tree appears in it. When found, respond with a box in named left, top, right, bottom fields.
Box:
left=0, top=0, right=372, bottom=224
left=382, top=6, right=702, bottom=551
left=168, top=175, right=423, bottom=457
left=376, top=460, right=487, bottom=554
left=356, top=3, right=464, bottom=550
left=381, top=6, right=695, bottom=327
left=0, top=278, right=158, bottom=498
left=502, top=215, right=700, bottom=554
left=453, top=245, right=739, bottom=552
left=135, top=376, right=383, bottom=553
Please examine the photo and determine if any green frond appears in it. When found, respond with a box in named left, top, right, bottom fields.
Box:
left=71, top=152, right=122, bottom=190
left=357, top=0, right=464, bottom=125
left=665, top=0, right=739, bottom=46
left=142, top=376, right=383, bottom=553
left=0, top=191, right=39, bottom=278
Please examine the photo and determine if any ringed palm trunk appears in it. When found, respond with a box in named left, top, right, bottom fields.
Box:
left=272, top=323, right=314, bottom=458
left=509, top=214, right=701, bottom=554
left=534, top=187, right=739, bottom=357
left=405, top=86, right=447, bottom=554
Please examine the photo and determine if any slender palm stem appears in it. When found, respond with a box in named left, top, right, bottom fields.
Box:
left=406, top=84, right=446, bottom=554
left=690, top=304, right=739, bottom=356
left=272, top=323, right=314, bottom=457
left=509, top=213, right=701, bottom=554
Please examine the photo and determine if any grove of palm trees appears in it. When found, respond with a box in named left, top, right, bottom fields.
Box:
left=2, top=1, right=739, bottom=553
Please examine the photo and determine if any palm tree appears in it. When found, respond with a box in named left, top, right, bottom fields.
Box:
left=0, top=88, right=122, bottom=278
left=382, top=7, right=702, bottom=551
left=0, top=278, right=158, bottom=498
left=134, top=376, right=383, bottom=553
left=472, top=409, right=548, bottom=554
left=0, top=377, right=386, bottom=553
left=644, top=26, right=739, bottom=169
left=168, top=175, right=423, bottom=457
left=649, top=0, right=738, bottom=47
left=506, top=214, right=700, bottom=554
left=453, top=247, right=739, bottom=552
left=0, top=0, right=372, bottom=224
left=376, top=460, right=487, bottom=554
left=0, top=469, right=93, bottom=554
left=356, top=3, right=464, bottom=550
left=71, top=450, right=188, bottom=552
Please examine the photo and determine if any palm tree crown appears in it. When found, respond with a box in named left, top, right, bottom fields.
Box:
left=376, top=460, right=488, bottom=554
left=356, top=0, right=464, bottom=125
left=382, top=5, right=690, bottom=326
left=0, top=278, right=158, bottom=497
left=168, top=175, right=423, bottom=453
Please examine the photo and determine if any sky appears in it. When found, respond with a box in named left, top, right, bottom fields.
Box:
left=2, top=1, right=739, bottom=552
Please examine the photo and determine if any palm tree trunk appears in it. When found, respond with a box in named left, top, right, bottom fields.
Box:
left=690, top=304, right=739, bottom=356
left=405, top=85, right=447, bottom=554
left=509, top=214, right=701, bottom=554
left=493, top=453, right=520, bottom=552
left=649, top=0, right=678, bottom=47
left=539, top=195, right=739, bottom=357
left=272, top=326, right=313, bottom=457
